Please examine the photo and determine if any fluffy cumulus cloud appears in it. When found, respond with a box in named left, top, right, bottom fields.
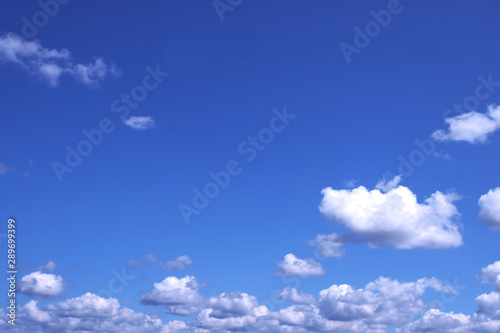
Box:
left=141, top=275, right=204, bottom=308
left=480, top=261, right=500, bottom=290
left=0, top=32, right=120, bottom=87
left=318, top=178, right=463, bottom=252
left=207, top=292, right=259, bottom=319
left=403, top=307, right=500, bottom=333
left=478, top=188, right=500, bottom=228
left=375, top=174, right=402, bottom=192
left=123, top=116, right=156, bottom=130
left=18, top=271, right=65, bottom=298
left=432, top=104, right=500, bottom=143
left=129, top=254, right=194, bottom=271
left=276, top=253, right=325, bottom=277
left=403, top=309, right=472, bottom=333
left=402, top=261, right=500, bottom=333
left=476, top=291, right=500, bottom=315
left=279, top=287, right=317, bottom=304
left=6, top=261, right=500, bottom=332
left=162, top=255, right=194, bottom=270
left=161, top=275, right=458, bottom=332
left=7, top=293, right=165, bottom=333
left=309, top=233, right=345, bottom=258
left=318, top=277, right=456, bottom=325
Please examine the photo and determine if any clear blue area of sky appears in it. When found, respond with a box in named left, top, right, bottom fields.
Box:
left=1, top=0, right=499, bottom=326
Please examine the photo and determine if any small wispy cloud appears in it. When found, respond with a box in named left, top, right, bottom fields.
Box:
left=0, top=32, right=120, bottom=87
left=318, top=180, right=463, bottom=252
left=433, top=151, right=453, bottom=161
left=478, top=188, right=500, bottom=229
left=0, top=162, right=14, bottom=175
left=128, top=254, right=193, bottom=271
left=342, top=179, right=358, bottom=188
left=123, top=116, right=156, bottom=130
left=39, top=260, right=57, bottom=272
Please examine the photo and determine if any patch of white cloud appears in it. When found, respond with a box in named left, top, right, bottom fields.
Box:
left=309, top=233, right=345, bottom=258
left=141, top=276, right=204, bottom=307
left=128, top=254, right=193, bottom=271
left=432, top=105, right=500, bottom=143
left=375, top=175, right=402, bottom=192
left=6, top=261, right=500, bottom=333
left=39, top=260, right=57, bottom=272
left=478, top=188, right=500, bottom=228
left=276, top=253, right=325, bottom=277
left=403, top=309, right=472, bottom=333
left=319, top=179, right=463, bottom=250
left=161, top=255, right=194, bottom=270
left=123, top=116, right=156, bottom=130
left=18, top=271, right=65, bottom=298
left=14, top=293, right=164, bottom=332
left=480, top=261, right=500, bottom=290
left=0, top=32, right=120, bottom=87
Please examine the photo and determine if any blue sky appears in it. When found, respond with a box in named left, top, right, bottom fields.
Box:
left=1, top=1, right=500, bottom=332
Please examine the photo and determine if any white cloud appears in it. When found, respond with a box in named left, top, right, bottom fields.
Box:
left=20, top=301, right=51, bottom=323
left=319, top=182, right=463, bottom=250
left=0, top=32, right=120, bottom=87
left=124, top=116, right=156, bottom=130
left=193, top=308, right=259, bottom=331
left=479, top=188, right=500, bottom=228
left=269, top=304, right=363, bottom=332
left=39, top=260, right=57, bottom=272
left=45, top=292, right=120, bottom=317
left=480, top=261, right=500, bottom=290
left=7, top=263, right=500, bottom=333
left=141, top=275, right=203, bottom=307
left=309, top=233, right=345, bottom=258
left=161, top=255, right=194, bottom=270
left=404, top=261, right=500, bottom=333
left=376, top=175, right=402, bottom=192
left=343, top=179, right=358, bottom=188
left=279, top=287, right=317, bottom=304
left=276, top=253, right=325, bottom=277
left=16, top=293, right=165, bottom=332
left=318, top=277, right=456, bottom=324
left=162, top=320, right=189, bottom=333
left=18, top=271, right=65, bottom=298
left=432, top=105, right=500, bottom=143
